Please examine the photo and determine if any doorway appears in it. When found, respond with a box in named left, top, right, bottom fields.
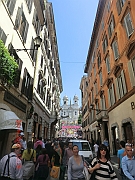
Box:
left=123, top=122, right=133, bottom=143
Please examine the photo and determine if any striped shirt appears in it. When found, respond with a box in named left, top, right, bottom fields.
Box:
left=90, top=157, right=118, bottom=180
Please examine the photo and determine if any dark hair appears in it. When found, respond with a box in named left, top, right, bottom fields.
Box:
left=97, top=144, right=110, bottom=161
left=120, top=141, right=125, bottom=148
left=72, top=145, right=78, bottom=150
left=39, top=137, right=42, bottom=140
left=36, top=144, right=42, bottom=153
left=27, top=141, right=33, bottom=154
left=41, top=148, right=47, bottom=161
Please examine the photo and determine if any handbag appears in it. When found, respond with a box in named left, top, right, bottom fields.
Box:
left=50, top=166, right=60, bottom=179
left=81, top=155, right=91, bottom=180
left=22, top=150, right=35, bottom=179
left=83, top=166, right=91, bottom=180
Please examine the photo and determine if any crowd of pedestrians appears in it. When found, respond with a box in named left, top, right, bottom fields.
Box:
left=0, top=133, right=135, bottom=180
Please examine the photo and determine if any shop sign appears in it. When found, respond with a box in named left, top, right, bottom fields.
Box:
left=27, top=119, right=33, bottom=132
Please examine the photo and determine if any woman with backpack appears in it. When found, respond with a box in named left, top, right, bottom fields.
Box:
left=22, top=141, right=36, bottom=180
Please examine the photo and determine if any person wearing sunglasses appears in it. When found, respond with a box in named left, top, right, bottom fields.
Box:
left=88, top=144, right=118, bottom=180
left=122, top=144, right=135, bottom=180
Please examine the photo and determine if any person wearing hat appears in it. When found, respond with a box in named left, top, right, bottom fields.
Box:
left=0, top=144, right=23, bottom=180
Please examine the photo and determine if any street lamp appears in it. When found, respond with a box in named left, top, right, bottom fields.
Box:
left=12, top=36, right=42, bottom=52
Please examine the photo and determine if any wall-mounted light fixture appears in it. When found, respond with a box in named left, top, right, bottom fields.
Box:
left=12, top=36, right=42, bottom=52
left=90, top=104, right=108, bottom=115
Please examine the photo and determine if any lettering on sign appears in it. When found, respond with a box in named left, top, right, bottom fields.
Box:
left=131, top=102, right=135, bottom=110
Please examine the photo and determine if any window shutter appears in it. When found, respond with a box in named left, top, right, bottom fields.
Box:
left=23, top=21, right=29, bottom=43
left=128, top=60, right=135, bottom=87
left=112, top=83, right=115, bottom=105
left=108, top=89, right=111, bottom=107
left=121, top=70, right=127, bottom=95
left=116, top=0, right=122, bottom=15
left=21, top=68, right=27, bottom=94
left=1, top=30, right=7, bottom=44
left=99, top=71, right=103, bottom=86
left=30, top=38, right=34, bottom=58
left=112, top=41, right=119, bottom=60
left=112, top=15, right=115, bottom=29
left=7, top=0, right=16, bottom=15
left=124, top=13, right=134, bottom=37
left=108, top=26, right=111, bottom=38
left=115, top=78, right=120, bottom=100
left=15, top=7, right=22, bottom=29
left=28, top=78, right=34, bottom=100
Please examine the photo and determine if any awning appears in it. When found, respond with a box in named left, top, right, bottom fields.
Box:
left=0, top=109, right=23, bottom=130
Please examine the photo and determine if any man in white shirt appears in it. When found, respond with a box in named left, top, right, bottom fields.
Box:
left=0, top=144, right=23, bottom=180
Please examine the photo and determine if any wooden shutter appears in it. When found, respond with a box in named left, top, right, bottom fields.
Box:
left=108, top=25, right=111, bottom=38
left=28, top=78, right=34, bottom=100
left=121, top=70, right=127, bottom=95
left=23, top=21, right=29, bottom=43
left=15, top=7, right=22, bottom=29
left=112, top=14, right=115, bottom=29
left=128, top=60, right=135, bottom=87
left=115, top=78, right=120, bottom=100
left=116, top=0, right=122, bottom=15
left=108, top=89, right=111, bottom=107
left=112, top=41, right=119, bottom=60
left=21, top=68, right=27, bottom=94
left=112, top=83, right=115, bottom=105
left=7, top=0, right=16, bottom=15
left=1, top=30, right=7, bottom=44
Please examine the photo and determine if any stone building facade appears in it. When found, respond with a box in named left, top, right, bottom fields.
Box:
left=80, top=0, right=135, bottom=155
left=0, top=0, right=62, bottom=158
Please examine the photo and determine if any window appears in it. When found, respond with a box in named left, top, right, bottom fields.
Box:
left=108, top=83, right=115, bottom=107
left=107, top=1, right=111, bottom=12
left=0, top=27, right=7, bottom=44
left=112, top=40, right=119, bottom=60
left=94, top=81, right=98, bottom=95
left=124, top=13, right=134, bottom=38
left=6, top=0, right=16, bottom=15
left=116, top=0, right=126, bottom=15
left=105, top=55, right=111, bottom=73
left=32, top=9, right=40, bottom=35
left=94, top=66, right=96, bottom=77
left=102, top=21, right=104, bottom=30
left=100, top=95, right=106, bottom=112
left=21, top=68, right=33, bottom=100
left=99, top=71, right=103, bottom=86
left=75, top=111, right=77, bottom=115
left=91, top=88, right=94, bottom=103
left=115, top=70, right=127, bottom=99
left=97, top=53, right=101, bottom=68
left=102, top=34, right=108, bottom=54
left=15, top=6, right=29, bottom=43
left=128, top=57, right=135, bottom=87
left=25, top=0, right=33, bottom=13
left=96, top=39, right=99, bottom=49
left=108, top=15, right=115, bottom=38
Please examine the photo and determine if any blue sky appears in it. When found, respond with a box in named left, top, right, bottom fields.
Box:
left=49, top=0, right=99, bottom=106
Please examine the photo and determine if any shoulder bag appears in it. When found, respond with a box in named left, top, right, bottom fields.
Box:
left=22, top=150, right=35, bottom=180
left=50, top=165, right=60, bottom=179
left=81, top=155, right=91, bottom=180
